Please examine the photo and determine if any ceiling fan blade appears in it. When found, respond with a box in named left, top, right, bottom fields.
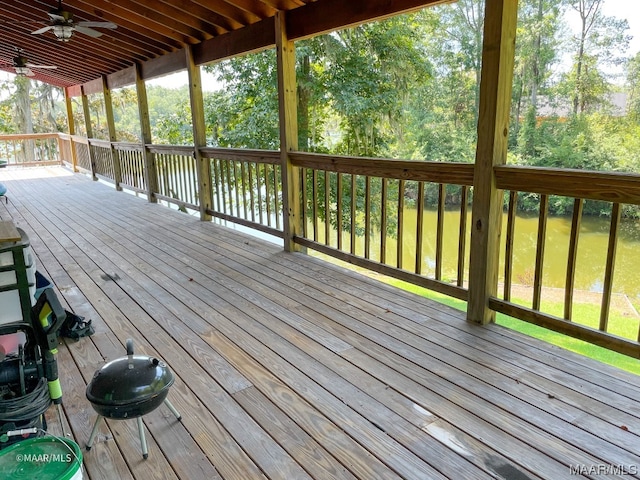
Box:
left=74, top=25, right=103, bottom=38
left=31, top=25, right=53, bottom=35
left=24, top=68, right=35, bottom=77
left=25, top=63, right=58, bottom=69
left=77, top=21, right=117, bottom=29
left=48, top=12, right=67, bottom=22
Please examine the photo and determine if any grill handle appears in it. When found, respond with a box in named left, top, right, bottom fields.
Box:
left=126, top=338, right=134, bottom=369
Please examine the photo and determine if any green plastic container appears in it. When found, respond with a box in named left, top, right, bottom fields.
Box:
left=0, top=437, right=83, bottom=479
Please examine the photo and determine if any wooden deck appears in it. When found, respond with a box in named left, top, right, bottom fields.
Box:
left=1, top=166, right=639, bottom=480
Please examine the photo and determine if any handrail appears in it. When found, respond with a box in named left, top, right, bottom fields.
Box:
left=0, top=132, right=65, bottom=166
left=88, top=138, right=112, bottom=148
left=201, top=147, right=280, bottom=164
left=495, top=165, right=640, bottom=205
left=0, top=133, right=60, bottom=140
left=147, top=144, right=195, bottom=155
left=290, top=152, right=475, bottom=185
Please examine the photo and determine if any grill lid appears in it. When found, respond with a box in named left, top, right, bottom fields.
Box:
left=86, top=340, right=174, bottom=407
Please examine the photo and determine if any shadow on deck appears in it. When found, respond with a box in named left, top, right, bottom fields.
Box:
left=1, top=166, right=639, bottom=480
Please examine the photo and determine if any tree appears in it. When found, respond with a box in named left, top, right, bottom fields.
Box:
left=627, top=52, right=640, bottom=122
left=204, top=50, right=280, bottom=149
left=565, top=0, right=630, bottom=114
left=511, top=0, right=563, bottom=151
left=435, top=0, right=485, bottom=125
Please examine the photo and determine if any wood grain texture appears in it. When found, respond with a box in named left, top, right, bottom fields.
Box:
left=495, top=165, right=640, bottom=205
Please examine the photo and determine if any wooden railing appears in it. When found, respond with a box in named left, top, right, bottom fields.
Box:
left=90, top=139, right=115, bottom=182
left=201, top=148, right=283, bottom=238
left=149, top=145, right=199, bottom=211
left=0, top=133, right=62, bottom=166
left=114, top=142, right=146, bottom=193
left=494, top=166, right=640, bottom=357
left=70, top=136, right=91, bottom=173
left=290, top=152, right=474, bottom=300
left=3, top=133, right=640, bottom=358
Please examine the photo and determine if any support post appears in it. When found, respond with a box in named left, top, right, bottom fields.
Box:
left=186, top=46, right=212, bottom=221
left=467, top=0, right=518, bottom=324
left=276, top=12, right=301, bottom=252
left=80, top=86, right=97, bottom=181
left=64, top=88, right=78, bottom=172
left=102, top=75, right=123, bottom=191
left=135, top=63, right=158, bottom=203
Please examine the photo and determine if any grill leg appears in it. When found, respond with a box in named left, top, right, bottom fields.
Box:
left=137, top=416, right=148, bottom=459
left=86, top=416, right=103, bottom=451
left=163, top=398, right=182, bottom=421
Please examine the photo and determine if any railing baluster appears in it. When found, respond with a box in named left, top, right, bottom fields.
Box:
left=504, top=190, right=517, bottom=301
left=364, top=176, right=371, bottom=260
left=274, top=164, right=281, bottom=230
left=257, top=163, right=264, bottom=226
left=564, top=198, right=583, bottom=320
left=397, top=180, right=405, bottom=269
left=380, top=178, right=387, bottom=265
left=248, top=162, right=256, bottom=223
left=435, top=183, right=445, bottom=281
left=233, top=160, right=241, bottom=218
left=324, top=171, right=330, bottom=246
left=265, top=164, right=272, bottom=228
left=302, top=168, right=308, bottom=238
left=241, top=162, right=248, bottom=220
left=337, top=173, right=343, bottom=251
left=600, top=202, right=621, bottom=332
left=457, top=186, right=469, bottom=288
left=350, top=174, right=357, bottom=255
left=415, top=181, right=425, bottom=275
left=533, top=194, right=549, bottom=311
left=312, top=169, right=318, bottom=243
left=181, top=153, right=188, bottom=202
left=212, top=159, right=220, bottom=212
left=227, top=159, right=235, bottom=217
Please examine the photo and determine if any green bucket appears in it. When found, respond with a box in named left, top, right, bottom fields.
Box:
left=0, top=436, right=83, bottom=479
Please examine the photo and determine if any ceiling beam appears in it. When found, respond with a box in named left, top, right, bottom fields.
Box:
left=286, top=0, right=453, bottom=40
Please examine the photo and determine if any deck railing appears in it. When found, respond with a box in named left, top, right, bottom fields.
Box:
left=201, top=148, right=284, bottom=238
left=0, top=133, right=62, bottom=166
left=149, top=145, right=199, bottom=211
left=3, top=133, right=640, bottom=358
left=494, top=166, right=640, bottom=357
left=113, top=142, right=146, bottom=193
left=290, top=152, right=474, bottom=301
left=90, top=139, right=115, bottom=182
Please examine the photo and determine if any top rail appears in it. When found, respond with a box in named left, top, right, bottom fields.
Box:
left=495, top=165, right=640, bottom=205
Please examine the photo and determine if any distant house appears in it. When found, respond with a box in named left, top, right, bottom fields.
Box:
left=534, top=92, right=628, bottom=119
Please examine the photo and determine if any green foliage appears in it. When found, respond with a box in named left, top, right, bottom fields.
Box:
left=0, top=77, right=66, bottom=135
left=627, top=53, right=640, bottom=121
left=204, top=50, right=280, bottom=149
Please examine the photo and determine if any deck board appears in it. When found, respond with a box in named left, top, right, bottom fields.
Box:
left=1, top=166, right=639, bottom=480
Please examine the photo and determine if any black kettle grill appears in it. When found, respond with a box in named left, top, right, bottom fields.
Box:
left=85, top=339, right=181, bottom=459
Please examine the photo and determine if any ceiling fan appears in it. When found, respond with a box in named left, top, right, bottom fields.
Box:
left=1, top=49, right=57, bottom=77
left=31, top=0, right=117, bottom=42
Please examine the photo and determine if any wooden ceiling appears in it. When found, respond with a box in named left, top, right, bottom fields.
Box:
left=0, top=0, right=448, bottom=90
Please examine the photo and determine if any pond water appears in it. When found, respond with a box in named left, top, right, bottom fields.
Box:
left=321, top=208, right=640, bottom=304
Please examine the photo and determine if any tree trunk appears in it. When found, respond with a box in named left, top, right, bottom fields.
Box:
left=297, top=54, right=311, bottom=151
left=15, top=76, right=35, bottom=163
